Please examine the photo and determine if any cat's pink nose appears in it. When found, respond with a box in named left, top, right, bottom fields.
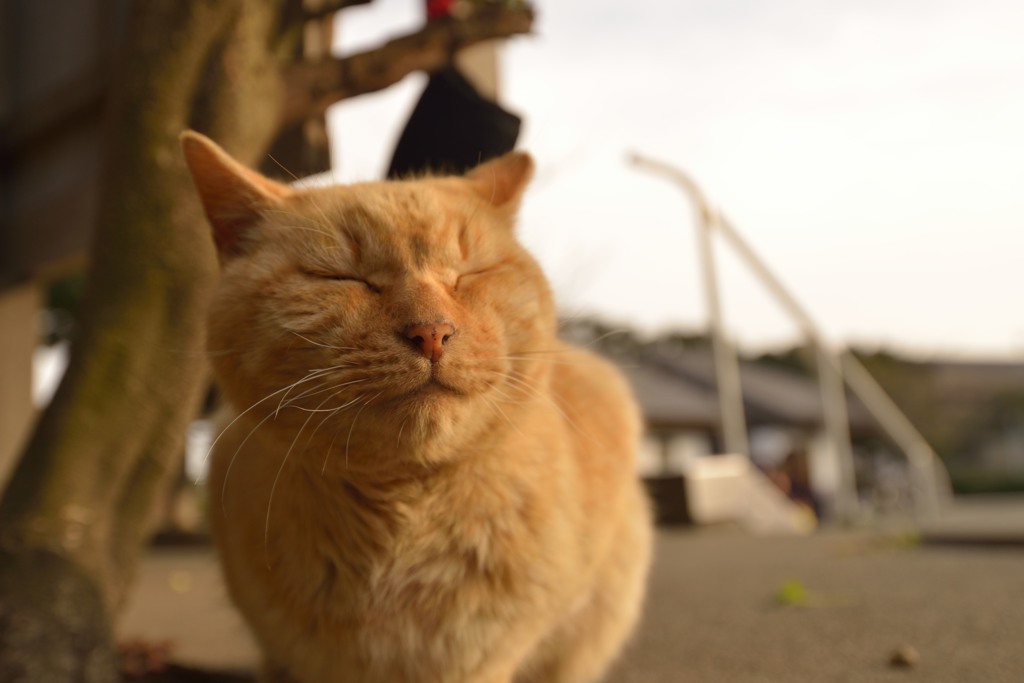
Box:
left=403, top=321, right=456, bottom=363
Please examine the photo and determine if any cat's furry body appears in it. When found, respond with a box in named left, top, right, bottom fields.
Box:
left=182, top=132, right=652, bottom=683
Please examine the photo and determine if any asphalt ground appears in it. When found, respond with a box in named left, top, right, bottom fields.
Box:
left=611, top=529, right=1024, bottom=682
left=119, top=499, right=1024, bottom=682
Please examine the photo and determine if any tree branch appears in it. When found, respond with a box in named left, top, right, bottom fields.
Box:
left=280, top=3, right=534, bottom=126
left=273, top=0, right=369, bottom=54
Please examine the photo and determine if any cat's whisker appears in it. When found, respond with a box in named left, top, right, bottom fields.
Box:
left=315, top=390, right=374, bottom=474
left=303, top=394, right=345, bottom=456
left=313, top=411, right=343, bottom=474
left=283, top=379, right=369, bottom=411
left=494, top=374, right=540, bottom=406
left=459, top=191, right=486, bottom=253
left=264, top=397, right=324, bottom=568
left=302, top=394, right=364, bottom=454
left=217, top=372, right=336, bottom=503
left=220, top=409, right=278, bottom=516
left=316, top=396, right=366, bottom=474
left=501, top=371, right=591, bottom=442
left=306, top=199, right=340, bottom=242
left=482, top=394, right=526, bottom=439
left=263, top=203, right=331, bottom=227
left=261, top=377, right=367, bottom=551
left=280, top=375, right=344, bottom=404
left=499, top=355, right=589, bottom=368
left=264, top=178, right=356, bottom=267
left=290, top=331, right=358, bottom=352
left=262, top=203, right=334, bottom=238
left=485, top=382, right=530, bottom=408
left=322, top=418, right=349, bottom=475
left=578, top=329, right=630, bottom=348
left=509, top=348, right=576, bottom=356
left=292, top=391, right=357, bottom=477
left=198, top=368, right=336, bottom=486
left=396, top=417, right=409, bottom=449
left=264, top=156, right=340, bottom=242
left=343, top=392, right=383, bottom=470
left=265, top=153, right=301, bottom=182
left=275, top=223, right=338, bottom=239
left=273, top=367, right=348, bottom=417
left=261, top=207, right=353, bottom=261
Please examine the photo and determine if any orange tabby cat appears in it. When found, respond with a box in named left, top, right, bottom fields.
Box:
left=180, top=131, right=652, bottom=683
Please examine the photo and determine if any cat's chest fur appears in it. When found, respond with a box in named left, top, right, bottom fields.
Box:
left=215, top=443, right=581, bottom=682
left=227, top=437, right=575, bottom=620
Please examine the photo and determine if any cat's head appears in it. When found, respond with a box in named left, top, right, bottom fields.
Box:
left=181, top=131, right=556, bottom=468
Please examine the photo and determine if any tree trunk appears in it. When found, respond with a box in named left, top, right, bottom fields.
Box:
left=0, top=1, right=278, bottom=679
left=0, top=547, right=116, bottom=682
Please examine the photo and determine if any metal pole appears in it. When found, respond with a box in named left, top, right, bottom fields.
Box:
left=630, top=155, right=749, bottom=456
left=628, top=153, right=949, bottom=520
left=713, top=213, right=952, bottom=520
left=839, top=352, right=952, bottom=518
left=712, top=214, right=860, bottom=519
left=814, top=346, right=860, bottom=519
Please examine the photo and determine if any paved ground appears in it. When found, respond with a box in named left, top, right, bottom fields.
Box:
left=119, top=497, right=1024, bottom=682
left=612, top=529, right=1024, bottom=682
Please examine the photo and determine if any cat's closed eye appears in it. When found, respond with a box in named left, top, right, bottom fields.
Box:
left=300, top=268, right=381, bottom=293
left=455, top=265, right=500, bottom=290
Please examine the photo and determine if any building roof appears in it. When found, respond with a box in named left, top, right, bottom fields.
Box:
left=602, top=343, right=877, bottom=434
left=616, top=359, right=721, bottom=429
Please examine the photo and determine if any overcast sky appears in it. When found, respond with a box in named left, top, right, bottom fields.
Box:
left=329, top=0, right=1024, bottom=359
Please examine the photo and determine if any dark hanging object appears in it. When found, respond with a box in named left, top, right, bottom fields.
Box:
left=387, top=67, right=522, bottom=178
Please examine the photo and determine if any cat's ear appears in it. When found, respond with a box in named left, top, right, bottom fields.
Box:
left=180, top=130, right=290, bottom=258
left=464, top=151, right=534, bottom=212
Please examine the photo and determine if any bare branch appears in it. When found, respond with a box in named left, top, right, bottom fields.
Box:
left=280, top=4, right=534, bottom=126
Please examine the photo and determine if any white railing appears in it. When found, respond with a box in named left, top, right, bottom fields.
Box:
left=630, top=154, right=952, bottom=521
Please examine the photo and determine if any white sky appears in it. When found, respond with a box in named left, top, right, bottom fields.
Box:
left=329, top=0, right=1024, bottom=359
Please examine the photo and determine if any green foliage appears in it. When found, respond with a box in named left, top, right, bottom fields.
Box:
left=950, top=473, right=1024, bottom=495
left=753, top=344, right=814, bottom=376
left=772, top=578, right=858, bottom=609
left=951, top=390, right=1024, bottom=457
left=657, top=328, right=713, bottom=350
left=774, top=579, right=810, bottom=607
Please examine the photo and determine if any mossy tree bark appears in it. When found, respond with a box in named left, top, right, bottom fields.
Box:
left=0, top=2, right=254, bottom=680
left=0, top=1, right=533, bottom=680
